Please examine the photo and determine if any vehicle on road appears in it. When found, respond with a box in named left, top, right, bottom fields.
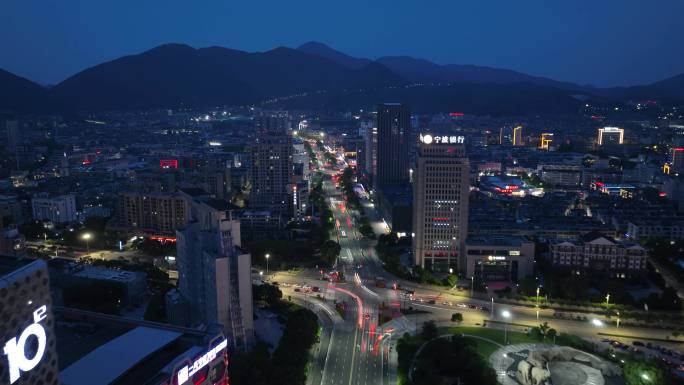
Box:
left=428, top=299, right=436, bottom=305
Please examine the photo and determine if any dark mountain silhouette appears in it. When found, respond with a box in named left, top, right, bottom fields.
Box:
left=297, top=41, right=372, bottom=69
left=1, top=42, right=684, bottom=114
left=596, top=73, right=684, bottom=103
left=51, top=44, right=405, bottom=110
left=0, top=68, right=55, bottom=113
left=268, top=82, right=586, bottom=115
left=296, top=42, right=585, bottom=90
left=376, top=56, right=585, bottom=91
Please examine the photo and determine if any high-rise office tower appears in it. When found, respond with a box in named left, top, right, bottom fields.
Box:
left=412, top=134, right=470, bottom=273
left=499, top=125, right=523, bottom=146
left=512, top=125, right=523, bottom=146
left=168, top=197, right=253, bottom=350
left=375, top=103, right=410, bottom=189
left=363, top=125, right=378, bottom=181
left=255, top=114, right=290, bottom=136
left=250, top=134, right=293, bottom=215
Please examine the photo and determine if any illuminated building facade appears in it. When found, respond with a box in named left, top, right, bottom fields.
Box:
left=0, top=258, right=59, bottom=385
left=412, top=134, right=470, bottom=272
left=597, top=127, right=624, bottom=146
left=540, top=133, right=553, bottom=150
left=465, top=236, right=534, bottom=282
left=549, top=233, right=647, bottom=273
left=512, top=125, right=523, bottom=146
left=671, top=147, right=684, bottom=174
left=499, top=125, right=522, bottom=146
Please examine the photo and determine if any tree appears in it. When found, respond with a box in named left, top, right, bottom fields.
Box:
left=451, top=313, right=463, bottom=323
left=254, top=283, right=283, bottom=307
left=320, top=240, right=341, bottom=264
left=623, top=361, right=665, bottom=385
left=539, top=322, right=551, bottom=339
left=547, top=328, right=558, bottom=343
left=421, top=320, right=438, bottom=341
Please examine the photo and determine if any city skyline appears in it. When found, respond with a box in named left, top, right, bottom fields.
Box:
left=1, top=3, right=684, bottom=385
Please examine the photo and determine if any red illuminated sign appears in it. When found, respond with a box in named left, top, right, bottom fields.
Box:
left=449, top=112, right=464, bottom=117
left=150, top=236, right=176, bottom=243
left=160, top=159, right=179, bottom=169
left=82, top=159, right=91, bottom=165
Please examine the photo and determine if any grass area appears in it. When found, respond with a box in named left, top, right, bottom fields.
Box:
left=470, top=338, right=501, bottom=360
left=442, top=326, right=540, bottom=347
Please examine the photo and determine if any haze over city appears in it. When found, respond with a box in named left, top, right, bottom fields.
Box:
left=1, top=2, right=684, bottom=385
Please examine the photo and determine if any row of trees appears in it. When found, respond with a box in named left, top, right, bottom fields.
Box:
left=231, top=285, right=319, bottom=385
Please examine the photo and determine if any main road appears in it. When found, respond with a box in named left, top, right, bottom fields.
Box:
left=277, top=142, right=683, bottom=385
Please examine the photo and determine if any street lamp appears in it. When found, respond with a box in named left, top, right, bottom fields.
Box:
left=265, top=253, right=270, bottom=278
left=616, top=311, right=620, bottom=329
left=605, top=293, right=610, bottom=307
left=491, top=297, right=494, bottom=319
left=81, top=233, right=92, bottom=255
left=470, top=276, right=474, bottom=297
left=501, top=310, right=511, bottom=344
left=536, top=286, right=541, bottom=320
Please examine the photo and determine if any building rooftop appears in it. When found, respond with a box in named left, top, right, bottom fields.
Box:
left=0, top=256, right=43, bottom=285
left=60, top=327, right=182, bottom=385
left=466, top=235, right=530, bottom=247
left=73, top=265, right=143, bottom=283
left=203, top=198, right=239, bottom=211
left=178, top=187, right=208, bottom=197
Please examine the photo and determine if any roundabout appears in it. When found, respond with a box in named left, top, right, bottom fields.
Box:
left=489, top=343, right=623, bottom=385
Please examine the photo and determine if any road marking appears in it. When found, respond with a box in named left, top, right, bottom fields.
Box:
left=348, top=319, right=359, bottom=385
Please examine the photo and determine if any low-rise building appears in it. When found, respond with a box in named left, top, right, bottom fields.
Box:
left=49, top=259, right=148, bottom=305
left=549, top=232, right=647, bottom=274
left=465, top=235, right=535, bottom=282
left=32, top=193, right=77, bottom=224
left=627, top=218, right=684, bottom=240
left=537, top=164, right=581, bottom=187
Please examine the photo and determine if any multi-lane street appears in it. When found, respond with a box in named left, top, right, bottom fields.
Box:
left=275, top=143, right=683, bottom=385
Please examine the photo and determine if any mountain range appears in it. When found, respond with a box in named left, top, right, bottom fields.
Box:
left=1, top=41, right=683, bottom=114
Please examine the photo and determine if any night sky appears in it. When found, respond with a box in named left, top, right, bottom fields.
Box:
left=1, top=0, right=683, bottom=87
